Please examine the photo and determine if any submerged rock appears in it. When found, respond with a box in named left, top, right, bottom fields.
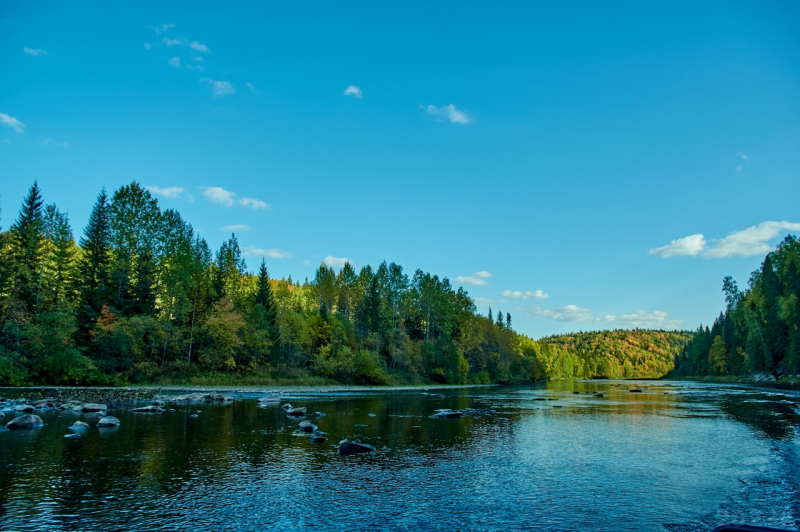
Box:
left=339, top=439, right=376, bottom=456
left=6, top=414, right=44, bottom=430
left=431, top=410, right=464, bottom=419
left=189, top=414, right=199, bottom=418
left=311, top=412, right=326, bottom=418
left=64, top=433, right=81, bottom=439
left=286, top=407, right=307, bottom=417
left=298, top=420, right=318, bottom=433
left=70, top=421, right=90, bottom=431
left=257, top=395, right=281, bottom=404
left=129, top=405, right=165, bottom=414
left=35, top=398, right=58, bottom=408
left=14, top=405, right=35, bottom=413
left=281, top=403, right=293, bottom=411
left=310, top=435, right=328, bottom=444
left=96, top=416, right=120, bottom=428
left=82, top=403, right=108, bottom=413
left=593, top=394, right=604, bottom=397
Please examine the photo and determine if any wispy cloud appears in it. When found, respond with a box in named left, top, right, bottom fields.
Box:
left=162, top=36, right=183, bottom=46
left=41, top=138, right=69, bottom=148
left=168, top=57, right=181, bottom=68
left=243, top=246, right=292, bottom=259
left=23, top=47, right=47, bottom=57
left=650, top=222, right=800, bottom=259
left=0, top=113, right=25, bottom=134
left=144, top=42, right=151, bottom=50
left=454, top=271, right=491, bottom=286
left=343, top=85, right=363, bottom=99
left=473, top=297, right=507, bottom=305
left=146, top=185, right=192, bottom=201
left=238, top=197, right=270, bottom=210
left=736, top=151, right=749, bottom=172
left=502, top=289, right=548, bottom=300
left=593, top=310, right=682, bottom=329
left=245, top=82, right=258, bottom=94
left=532, top=305, right=594, bottom=322
left=425, top=104, right=472, bottom=125
left=705, top=221, right=800, bottom=258
left=324, top=256, right=352, bottom=268
left=203, top=186, right=236, bottom=207
left=150, top=23, right=176, bottom=36
left=648, top=234, right=706, bottom=258
left=303, top=259, right=312, bottom=266
left=201, top=78, right=235, bottom=97
left=194, top=56, right=204, bottom=62
left=221, top=224, right=252, bottom=232
left=189, top=40, right=210, bottom=53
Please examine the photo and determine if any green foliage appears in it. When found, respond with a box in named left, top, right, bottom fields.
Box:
left=673, top=235, right=800, bottom=378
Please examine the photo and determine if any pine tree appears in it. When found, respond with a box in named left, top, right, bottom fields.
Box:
left=488, top=307, right=493, bottom=323
left=9, top=181, right=45, bottom=312
left=496, top=309, right=504, bottom=328
left=77, top=189, right=113, bottom=340
left=506, top=312, right=512, bottom=330
left=255, top=259, right=280, bottom=348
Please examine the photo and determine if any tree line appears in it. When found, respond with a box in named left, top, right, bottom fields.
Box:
left=671, top=235, right=800, bottom=378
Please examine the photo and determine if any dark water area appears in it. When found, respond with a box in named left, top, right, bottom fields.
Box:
left=1, top=381, right=799, bottom=531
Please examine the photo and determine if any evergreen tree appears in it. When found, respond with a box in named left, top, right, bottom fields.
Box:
left=255, top=259, right=280, bottom=347
left=496, top=309, right=505, bottom=328
left=488, top=307, right=493, bottom=323
left=77, top=189, right=113, bottom=339
left=506, top=312, right=512, bottom=330
left=9, top=181, right=45, bottom=312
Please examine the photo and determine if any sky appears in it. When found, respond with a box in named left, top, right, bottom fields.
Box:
left=1, top=1, right=799, bottom=338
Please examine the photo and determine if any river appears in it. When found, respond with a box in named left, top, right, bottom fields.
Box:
left=1, top=380, right=798, bottom=531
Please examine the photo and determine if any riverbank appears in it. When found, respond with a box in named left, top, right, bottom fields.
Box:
left=667, top=373, right=800, bottom=388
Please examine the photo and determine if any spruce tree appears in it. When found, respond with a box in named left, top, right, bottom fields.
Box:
left=506, top=312, right=512, bottom=330
left=9, top=181, right=45, bottom=312
left=496, top=309, right=505, bottom=328
left=77, top=189, right=113, bottom=339
left=255, top=259, right=280, bottom=347
left=488, top=307, right=493, bottom=323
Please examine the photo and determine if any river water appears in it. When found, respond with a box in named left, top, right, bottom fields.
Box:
left=1, top=380, right=798, bottom=531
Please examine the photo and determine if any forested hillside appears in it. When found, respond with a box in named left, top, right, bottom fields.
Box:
left=671, top=236, right=800, bottom=378
left=540, top=330, right=692, bottom=378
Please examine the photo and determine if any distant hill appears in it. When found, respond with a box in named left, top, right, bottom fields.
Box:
left=538, top=329, right=693, bottom=379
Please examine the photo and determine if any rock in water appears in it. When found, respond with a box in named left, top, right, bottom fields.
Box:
left=431, top=410, right=464, bottom=419
left=281, top=403, right=293, bottom=411
left=64, top=433, right=81, bottom=439
left=129, top=405, right=165, bottom=414
left=312, top=412, right=326, bottom=418
left=14, top=405, right=35, bottom=413
left=70, top=421, right=90, bottom=431
left=6, top=414, right=44, bottom=430
left=339, top=439, right=376, bottom=456
left=286, top=407, right=307, bottom=417
left=298, top=420, right=318, bottom=433
left=310, top=436, right=328, bottom=444
left=257, top=395, right=281, bottom=404
left=82, top=403, right=108, bottom=413
left=630, top=389, right=643, bottom=393
left=96, top=416, right=120, bottom=428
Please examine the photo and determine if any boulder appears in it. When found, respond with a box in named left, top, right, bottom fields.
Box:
left=35, top=398, right=58, bottom=408
left=96, top=416, right=120, bottom=428
left=312, top=412, right=326, bottom=418
left=257, top=395, right=281, bottom=404
left=431, top=410, right=464, bottom=419
left=286, top=407, right=307, bottom=417
left=339, top=439, right=375, bottom=456
left=64, top=433, right=81, bottom=439
left=14, top=405, right=35, bottom=413
left=298, top=420, right=318, bottom=433
left=281, top=403, right=293, bottom=411
left=70, top=421, right=90, bottom=431
left=6, top=414, right=44, bottom=430
left=129, top=405, right=165, bottom=414
left=82, top=403, right=108, bottom=413
left=310, top=436, right=328, bottom=444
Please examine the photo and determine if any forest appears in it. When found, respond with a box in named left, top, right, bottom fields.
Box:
left=0, top=181, right=696, bottom=387
left=671, top=235, right=800, bottom=378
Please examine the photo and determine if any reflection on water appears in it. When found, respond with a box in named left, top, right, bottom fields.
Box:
left=0, top=381, right=798, bottom=531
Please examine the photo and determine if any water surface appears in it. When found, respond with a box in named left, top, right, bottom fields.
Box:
left=1, top=380, right=798, bottom=531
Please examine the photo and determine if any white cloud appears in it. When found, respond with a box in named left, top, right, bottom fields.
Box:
left=343, top=85, right=363, bottom=99
left=473, top=297, right=507, bottom=305
left=194, top=56, right=204, bottom=62
left=303, top=259, right=311, bottom=266
left=238, top=197, right=270, bottom=210
left=502, top=289, right=548, bottom=300
left=221, top=224, right=252, bottom=232
left=532, top=305, right=594, bottom=322
left=146, top=185, right=192, bottom=200
left=245, top=82, right=258, bottom=93
left=648, top=234, right=706, bottom=258
left=243, top=246, right=292, bottom=259
left=425, top=104, right=472, bottom=124
left=168, top=57, right=181, bottom=68
left=323, top=256, right=352, bottom=268
left=41, top=138, right=69, bottom=147
left=162, top=36, right=183, bottom=46
left=0, top=113, right=25, bottom=134
left=203, top=186, right=236, bottom=207
left=201, top=78, right=235, bottom=97
left=150, top=23, right=176, bottom=35
left=144, top=42, right=151, bottom=50
left=189, top=40, right=210, bottom=53
left=739, top=151, right=748, bottom=162
left=23, top=47, right=47, bottom=56
left=454, top=271, right=492, bottom=286
left=705, top=221, right=800, bottom=259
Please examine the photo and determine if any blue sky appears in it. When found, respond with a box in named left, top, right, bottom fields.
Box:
left=1, top=1, right=799, bottom=338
